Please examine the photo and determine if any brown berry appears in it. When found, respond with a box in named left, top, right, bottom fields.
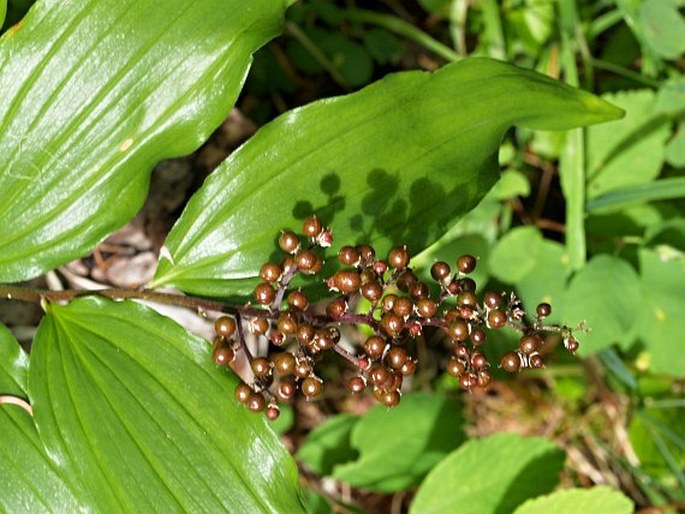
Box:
left=392, top=297, right=413, bottom=318
left=409, top=282, right=429, bottom=300
left=470, top=352, right=488, bottom=370
left=266, top=404, right=281, bottom=421
left=235, top=383, right=252, bottom=403
left=519, top=333, right=541, bottom=354
left=295, top=249, right=318, bottom=272
left=254, top=282, right=276, bottom=305
left=276, top=312, right=297, bottom=335
left=294, top=359, right=312, bottom=378
left=388, top=246, right=410, bottom=269
left=380, top=312, right=404, bottom=337
left=212, top=338, right=235, bottom=365
left=500, top=351, right=521, bottom=372
left=456, top=254, right=477, bottom=274
left=338, top=245, right=359, bottom=266
left=487, top=309, right=507, bottom=329
left=381, top=390, right=401, bottom=408
left=251, top=357, right=272, bottom=378
left=361, top=280, right=384, bottom=303
left=564, top=337, right=579, bottom=353
left=386, top=346, right=408, bottom=370
left=296, top=323, right=315, bottom=346
left=447, top=319, right=469, bottom=342
left=536, top=302, right=552, bottom=318
left=477, top=369, right=493, bottom=388
left=447, top=357, right=466, bottom=377
left=364, top=335, right=386, bottom=359
left=260, top=262, right=282, bottom=283
left=348, top=376, right=366, bottom=394
left=272, top=352, right=296, bottom=375
left=326, top=299, right=348, bottom=320
left=470, top=328, right=487, bottom=346
left=430, top=261, right=451, bottom=282
left=356, top=244, right=375, bottom=262
left=457, top=291, right=478, bottom=307
left=302, top=215, right=323, bottom=238
left=416, top=298, right=437, bottom=318
left=453, top=343, right=470, bottom=360
left=334, top=269, right=361, bottom=293
left=278, top=230, right=300, bottom=254
left=400, top=358, right=416, bottom=376
left=381, top=294, right=398, bottom=313
left=301, top=376, right=323, bottom=399
left=247, top=392, right=266, bottom=412
left=369, top=364, right=393, bottom=388
left=529, top=353, right=544, bottom=368
left=250, top=317, right=269, bottom=335
left=483, top=291, right=503, bottom=309
left=288, top=290, right=309, bottom=310
left=279, top=380, right=296, bottom=400
left=396, top=270, right=418, bottom=293
left=214, top=316, right=237, bottom=338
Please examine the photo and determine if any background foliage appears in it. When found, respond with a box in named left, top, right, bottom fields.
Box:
left=1, top=0, right=684, bottom=513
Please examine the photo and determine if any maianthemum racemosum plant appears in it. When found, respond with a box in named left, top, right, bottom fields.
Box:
left=0, top=0, right=624, bottom=512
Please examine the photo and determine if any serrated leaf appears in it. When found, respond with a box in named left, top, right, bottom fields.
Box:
left=563, top=255, right=640, bottom=354
left=296, top=413, right=359, bottom=476
left=636, top=248, right=685, bottom=375
left=332, top=392, right=465, bottom=493
left=410, top=433, right=565, bottom=514
left=29, top=297, right=305, bottom=512
left=513, top=486, right=634, bottom=514
left=0, top=0, right=286, bottom=282
left=586, top=90, right=670, bottom=199
left=153, top=58, right=622, bottom=298
left=0, top=323, right=80, bottom=512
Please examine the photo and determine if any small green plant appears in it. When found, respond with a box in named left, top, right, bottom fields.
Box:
left=3, top=0, right=682, bottom=513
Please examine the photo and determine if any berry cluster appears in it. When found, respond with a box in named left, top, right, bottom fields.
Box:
left=209, top=216, right=580, bottom=420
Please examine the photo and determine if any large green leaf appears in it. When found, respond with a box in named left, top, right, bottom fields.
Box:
left=637, top=247, right=685, bottom=376
left=153, top=57, right=622, bottom=298
left=0, top=323, right=80, bottom=511
left=29, top=297, right=305, bottom=512
left=331, top=392, right=465, bottom=492
left=410, top=433, right=565, bottom=514
left=0, top=0, right=287, bottom=282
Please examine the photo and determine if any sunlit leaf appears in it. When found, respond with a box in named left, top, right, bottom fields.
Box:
left=29, top=297, right=305, bottom=512
left=513, top=486, right=634, bottom=514
left=0, top=323, right=79, bottom=512
left=154, top=58, right=622, bottom=298
left=332, top=392, right=464, bottom=492
left=0, top=0, right=286, bottom=282
left=410, top=433, right=565, bottom=514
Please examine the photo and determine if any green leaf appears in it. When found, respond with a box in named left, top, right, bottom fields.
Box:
left=297, top=413, right=359, bottom=476
left=153, top=58, right=623, bottom=298
left=665, top=123, right=685, bottom=167
left=29, top=297, right=305, bottom=512
left=640, top=0, right=685, bottom=60
left=586, top=90, right=670, bottom=199
left=0, top=0, right=286, bottom=282
left=586, top=177, right=685, bottom=213
left=563, top=255, right=640, bottom=354
left=630, top=408, right=685, bottom=481
left=410, top=433, right=565, bottom=514
left=655, top=77, right=685, bottom=115
left=0, top=323, right=80, bottom=512
left=488, top=226, right=570, bottom=320
left=637, top=248, right=685, bottom=376
left=332, top=392, right=465, bottom=492
left=0, top=0, right=6, bottom=28
left=513, top=486, right=634, bottom=514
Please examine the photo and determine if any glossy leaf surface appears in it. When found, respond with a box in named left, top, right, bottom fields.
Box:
left=0, top=323, right=79, bottom=512
left=0, top=0, right=286, bottom=282
left=153, top=57, right=623, bottom=298
left=29, top=297, right=305, bottom=512
left=410, top=433, right=565, bottom=514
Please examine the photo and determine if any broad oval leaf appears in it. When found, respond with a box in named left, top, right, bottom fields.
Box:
left=410, top=433, right=565, bottom=514
left=0, top=0, right=287, bottom=282
left=29, top=297, right=305, bottom=512
left=153, top=57, right=623, bottom=298
left=331, top=392, right=465, bottom=492
left=0, top=323, right=80, bottom=512
left=513, top=486, right=634, bottom=514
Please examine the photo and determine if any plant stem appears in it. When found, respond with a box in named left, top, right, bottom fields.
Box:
left=340, top=8, right=460, bottom=62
